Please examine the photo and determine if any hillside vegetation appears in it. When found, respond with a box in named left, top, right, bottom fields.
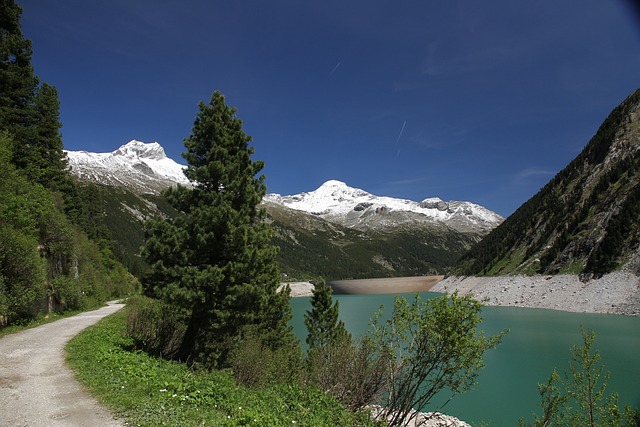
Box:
left=455, top=88, right=640, bottom=278
left=267, top=202, right=478, bottom=280
left=0, top=1, right=138, bottom=327
left=65, top=184, right=482, bottom=283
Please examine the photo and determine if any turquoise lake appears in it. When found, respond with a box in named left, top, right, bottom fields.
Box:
left=290, top=292, right=640, bottom=426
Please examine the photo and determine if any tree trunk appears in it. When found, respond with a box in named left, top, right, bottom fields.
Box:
left=176, top=308, right=204, bottom=364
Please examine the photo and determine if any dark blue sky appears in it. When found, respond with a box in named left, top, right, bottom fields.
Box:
left=19, top=0, right=640, bottom=216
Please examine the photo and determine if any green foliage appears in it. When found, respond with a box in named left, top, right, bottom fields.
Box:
left=0, top=225, right=46, bottom=320
left=143, top=91, right=293, bottom=368
left=68, top=309, right=378, bottom=426
left=0, top=4, right=138, bottom=326
left=0, top=2, right=68, bottom=190
left=369, top=292, right=507, bottom=426
left=304, top=278, right=350, bottom=349
left=0, top=0, right=39, bottom=151
left=0, top=132, right=137, bottom=323
left=521, top=327, right=637, bottom=427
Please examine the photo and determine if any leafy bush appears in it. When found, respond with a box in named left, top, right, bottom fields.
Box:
left=370, top=292, right=507, bottom=426
left=0, top=225, right=46, bottom=320
left=521, top=327, right=639, bottom=427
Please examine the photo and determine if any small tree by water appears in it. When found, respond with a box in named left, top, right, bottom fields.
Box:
left=521, top=327, right=636, bottom=427
left=304, top=278, right=350, bottom=349
left=370, top=292, right=507, bottom=427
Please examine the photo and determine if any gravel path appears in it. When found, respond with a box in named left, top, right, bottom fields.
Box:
left=0, top=301, right=125, bottom=427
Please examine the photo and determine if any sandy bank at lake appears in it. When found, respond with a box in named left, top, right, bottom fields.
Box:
left=284, top=271, right=640, bottom=316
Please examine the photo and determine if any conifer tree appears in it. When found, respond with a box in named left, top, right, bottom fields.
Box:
left=143, top=91, right=293, bottom=368
left=304, top=278, right=350, bottom=349
left=0, top=0, right=38, bottom=134
left=0, top=0, right=68, bottom=189
left=25, top=82, right=67, bottom=188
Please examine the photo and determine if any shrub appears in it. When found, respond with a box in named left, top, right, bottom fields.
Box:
left=126, top=296, right=187, bottom=359
left=370, top=292, right=506, bottom=426
left=521, top=327, right=639, bottom=427
left=305, top=334, right=389, bottom=412
left=51, top=275, right=84, bottom=310
left=230, top=326, right=303, bottom=387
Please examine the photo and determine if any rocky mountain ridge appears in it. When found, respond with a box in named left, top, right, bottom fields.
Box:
left=66, top=142, right=503, bottom=236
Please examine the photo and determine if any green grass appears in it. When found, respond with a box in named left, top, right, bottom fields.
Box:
left=65, top=309, right=379, bottom=426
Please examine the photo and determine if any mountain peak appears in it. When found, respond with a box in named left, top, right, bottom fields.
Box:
left=65, top=140, right=189, bottom=195
left=319, top=179, right=348, bottom=188
left=113, top=140, right=167, bottom=160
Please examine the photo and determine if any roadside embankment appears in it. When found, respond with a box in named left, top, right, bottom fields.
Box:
left=432, top=272, right=640, bottom=316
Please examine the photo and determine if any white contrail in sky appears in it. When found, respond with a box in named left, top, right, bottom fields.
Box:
left=394, top=120, right=406, bottom=157
left=329, top=61, right=342, bottom=76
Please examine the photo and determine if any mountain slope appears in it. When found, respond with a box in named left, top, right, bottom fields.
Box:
left=263, top=181, right=502, bottom=279
left=66, top=141, right=503, bottom=280
left=455, top=88, right=640, bottom=279
left=265, top=200, right=479, bottom=280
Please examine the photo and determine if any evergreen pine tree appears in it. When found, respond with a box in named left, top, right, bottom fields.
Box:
left=0, top=0, right=39, bottom=152
left=143, top=91, right=293, bottom=368
left=30, top=83, right=67, bottom=188
left=304, top=278, right=350, bottom=349
left=1, top=1, right=68, bottom=189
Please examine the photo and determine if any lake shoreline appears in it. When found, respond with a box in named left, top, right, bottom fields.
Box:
left=433, top=272, right=640, bottom=316
left=283, top=271, right=640, bottom=316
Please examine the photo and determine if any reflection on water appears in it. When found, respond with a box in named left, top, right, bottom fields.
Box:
left=290, top=292, right=640, bottom=426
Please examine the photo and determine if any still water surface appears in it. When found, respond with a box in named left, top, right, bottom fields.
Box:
left=290, top=292, right=640, bottom=426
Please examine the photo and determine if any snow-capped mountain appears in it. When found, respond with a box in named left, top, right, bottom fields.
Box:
left=65, top=141, right=502, bottom=235
left=63, top=141, right=502, bottom=277
left=65, top=140, right=190, bottom=195
left=264, top=180, right=503, bottom=234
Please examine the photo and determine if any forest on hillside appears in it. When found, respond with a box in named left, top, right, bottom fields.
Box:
left=454, top=89, right=640, bottom=279
left=0, top=1, right=138, bottom=326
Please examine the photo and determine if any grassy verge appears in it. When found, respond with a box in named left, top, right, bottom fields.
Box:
left=65, top=308, right=378, bottom=426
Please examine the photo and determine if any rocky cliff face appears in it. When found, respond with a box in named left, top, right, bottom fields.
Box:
left=456, top=88, right=640, bottom=278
